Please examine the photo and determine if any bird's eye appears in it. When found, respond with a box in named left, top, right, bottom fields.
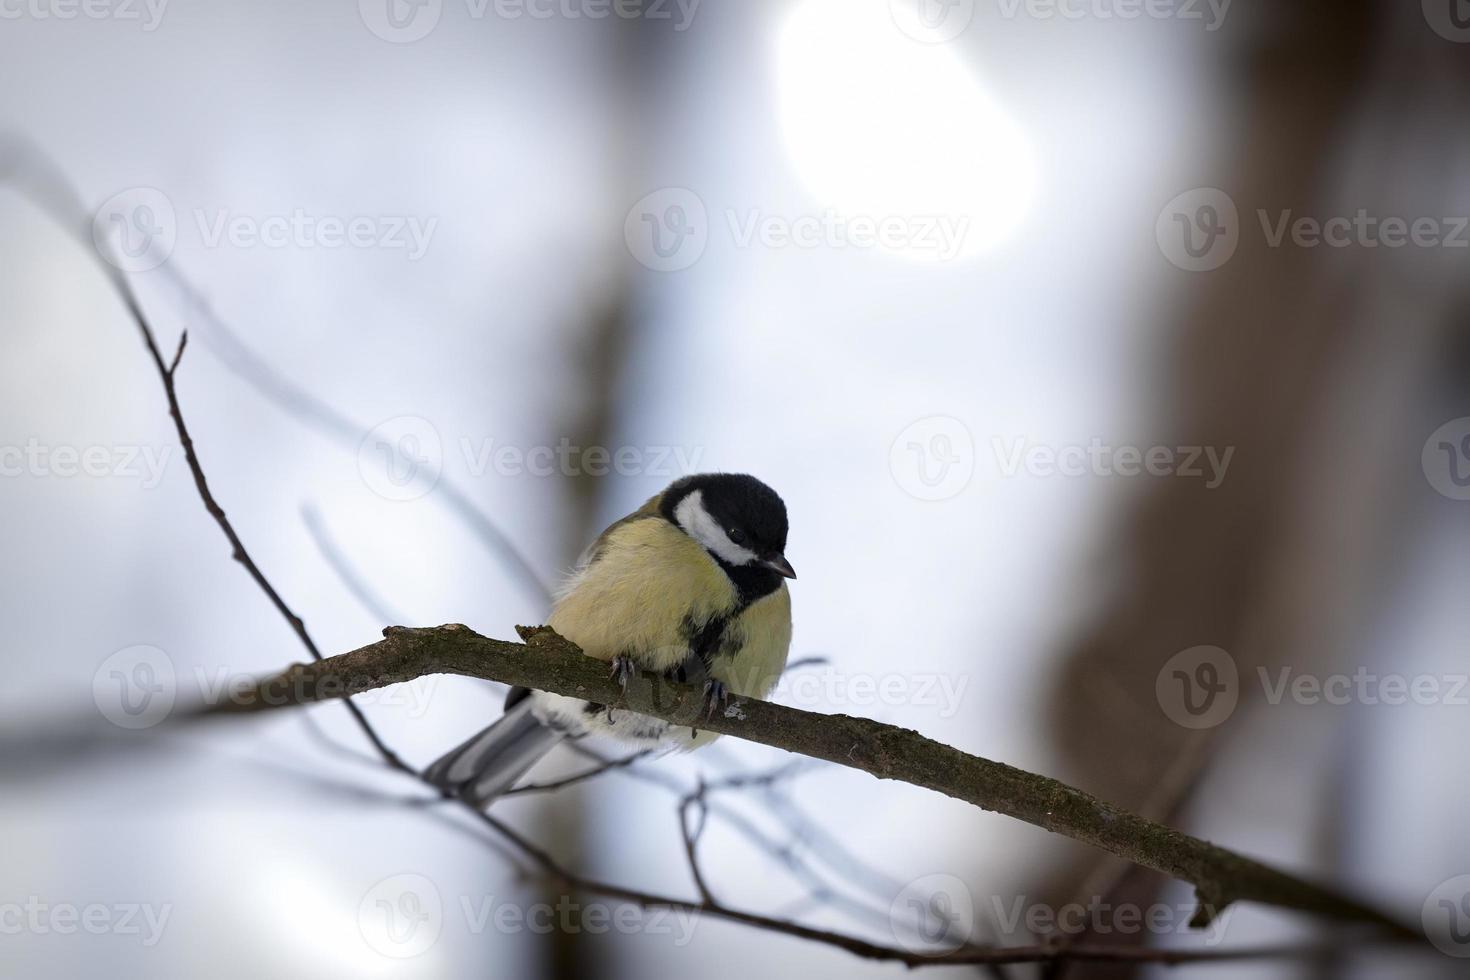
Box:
left=727, top=528, right=748, bottom=546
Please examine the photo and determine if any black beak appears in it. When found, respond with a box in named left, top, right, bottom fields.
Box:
left=763, top=554, right=797, bottom=579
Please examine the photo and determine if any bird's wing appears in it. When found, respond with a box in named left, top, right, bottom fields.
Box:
left=550, top=507, right=736, bottom=671
left=565, top=492, right=665, bottom=577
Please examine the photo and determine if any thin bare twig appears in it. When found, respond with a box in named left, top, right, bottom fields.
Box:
left=564, top=742, right=915, bottom=938
left=157, top=261, right=555, bottom=609
left=679, top=779, right=716, bottom=904
left=458, top=796, right=1414, bottom=969
left=503, top=748, right=654, bottom=797
left=0, top=136, right=413, bottom=777
left=121, top=304, right=415, bottom=777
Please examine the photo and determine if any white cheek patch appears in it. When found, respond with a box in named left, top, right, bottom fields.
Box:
left=674, top=490, right=758, bottom=566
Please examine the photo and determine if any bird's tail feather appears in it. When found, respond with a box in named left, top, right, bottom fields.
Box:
left=423, top=696, right=563, bottom=808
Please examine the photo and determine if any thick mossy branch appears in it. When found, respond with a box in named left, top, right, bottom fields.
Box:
left=204, top=623, right=1413, bottom=937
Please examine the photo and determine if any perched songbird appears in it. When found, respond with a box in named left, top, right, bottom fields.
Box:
left=425, top=473, right=795, bottom=807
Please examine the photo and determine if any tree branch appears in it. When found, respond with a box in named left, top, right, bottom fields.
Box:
left=197, top=622, right=1414, bottom=938
left=679, top=780, right=717, bottom=905
left=132, top=322, right=415, bottom=777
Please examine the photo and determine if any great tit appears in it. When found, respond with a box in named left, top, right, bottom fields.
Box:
left=425, top=472, right=796, bottom=807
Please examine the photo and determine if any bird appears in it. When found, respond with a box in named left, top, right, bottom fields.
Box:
left=425, top=472, right=795, bottom=807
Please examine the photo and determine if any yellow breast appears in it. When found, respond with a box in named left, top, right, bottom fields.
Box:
left=548, top=517, right=741, bottom=674
left=713, top=586, right=792, bottom=700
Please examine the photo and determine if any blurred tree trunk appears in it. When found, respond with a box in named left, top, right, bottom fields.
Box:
left=522, top=16, right=670, bottom=980
left=1040, top=0, right=1381, bottom=973
left=1047, top=0, right=1470, bottom=972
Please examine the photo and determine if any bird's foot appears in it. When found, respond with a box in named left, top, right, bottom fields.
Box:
left=702, top=678, right=730, bottom=720
left=610, top=654, right=637, bottom=690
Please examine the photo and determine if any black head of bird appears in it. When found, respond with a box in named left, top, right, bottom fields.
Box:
left=659, top=472, right=796, bottom=581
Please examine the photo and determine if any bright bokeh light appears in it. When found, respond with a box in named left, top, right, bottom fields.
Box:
left=775, top=0, right=1037, bottom=260
left=245, top=855, right=439, bottom=978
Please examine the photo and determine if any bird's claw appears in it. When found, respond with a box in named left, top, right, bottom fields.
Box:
left=610, top=654, right=636, bottom=690
left=702, top=678, right=730, bottom=720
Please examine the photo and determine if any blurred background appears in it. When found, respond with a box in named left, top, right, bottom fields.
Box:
left=1, top=0, right=1467, bottom=977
